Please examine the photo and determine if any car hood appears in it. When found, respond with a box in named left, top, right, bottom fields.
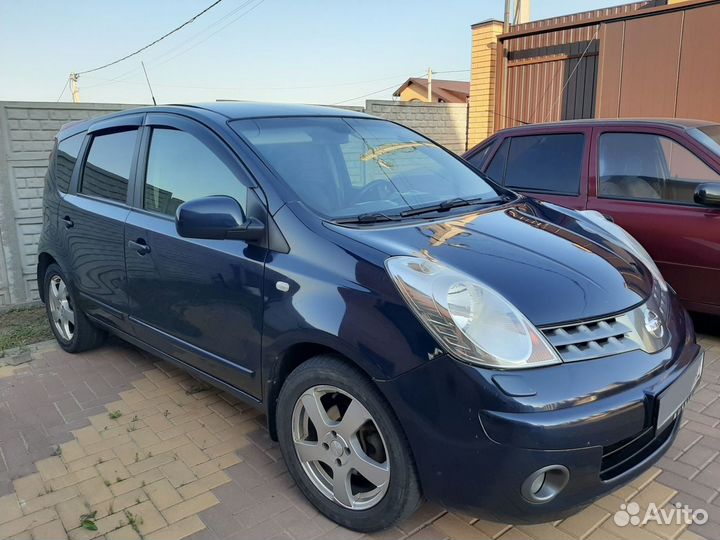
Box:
left=328, top=199, right=653, bottom=326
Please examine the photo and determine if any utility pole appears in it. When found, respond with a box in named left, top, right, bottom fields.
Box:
left=427, top=67, right=433, bottom=103
left=70, top=73, right=81, bottom=103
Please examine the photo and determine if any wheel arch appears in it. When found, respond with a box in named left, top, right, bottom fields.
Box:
left=37, top=252, right=58, bottom=303
left=264, top=341, right=376, bottom=441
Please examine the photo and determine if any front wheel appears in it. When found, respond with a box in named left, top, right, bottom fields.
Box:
left=277, top=356, right=421, bottom=532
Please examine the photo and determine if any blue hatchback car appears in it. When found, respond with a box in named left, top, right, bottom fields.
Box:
left=38, top=103, right=703, bottom=532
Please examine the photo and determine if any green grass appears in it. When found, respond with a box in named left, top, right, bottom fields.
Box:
left=0, top=306, right=52, bottom=354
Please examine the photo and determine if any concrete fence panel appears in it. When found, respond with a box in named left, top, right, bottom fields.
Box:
left=365, top=100, right=469, bottom=154
left=0, top=102, right=131, bottom=305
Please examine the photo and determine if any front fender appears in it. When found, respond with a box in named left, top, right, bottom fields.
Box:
left=261, top=251, right=439, bottom=382
left=262, top=204, right=439, bottom=384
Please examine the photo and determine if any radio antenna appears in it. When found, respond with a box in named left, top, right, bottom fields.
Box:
left=141, top=61, right=157, bottom=105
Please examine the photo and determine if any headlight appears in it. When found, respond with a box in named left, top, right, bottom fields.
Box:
left=578, top=210, right=667, bottom=292
left=385, top=256, right=560, bottom=369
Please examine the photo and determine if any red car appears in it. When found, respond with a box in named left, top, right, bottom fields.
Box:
left=464, top=119, right=720, bottom=315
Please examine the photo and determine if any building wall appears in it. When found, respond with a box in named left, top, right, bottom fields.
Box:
left=0, top=99, right=468, bottom=306
left=597, top=1, right=720, bottom=121
left=398, top=86, right=430, bottom=102
left=468, top=20, right=503, bottom=147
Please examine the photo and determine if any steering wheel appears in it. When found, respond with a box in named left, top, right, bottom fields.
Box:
left=354, top=180, right=398, bottom=204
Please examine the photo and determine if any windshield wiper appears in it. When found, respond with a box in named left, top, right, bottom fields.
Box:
left=400, top=195, right=509, bottom=218
left=333, top=211, right=403, bottom=224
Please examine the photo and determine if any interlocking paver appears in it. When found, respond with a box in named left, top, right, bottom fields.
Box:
left=13, top=472, right=45, bottom=503
left=77, top=476, right=113, bottom=506
left=144, top=478, right=183, bottom=510
left=150, top=514, right=206, bottom=540
left=55, top=496, right=89, bottom=531
left=178, top=470, right=230, bottom=499
left=163, top=491, right=220, bottom=524
left=0, top=493, right=23, bottom=524
left=96, top=458, right=130, bottom=484
left=31, top=518, right=68, bottom=540
left=22, top=485, right=79, bottom=514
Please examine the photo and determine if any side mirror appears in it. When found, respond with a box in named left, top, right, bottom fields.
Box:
left=176, top=196, right=265, bottom=241
left=694, top=183, right=720, bottom=207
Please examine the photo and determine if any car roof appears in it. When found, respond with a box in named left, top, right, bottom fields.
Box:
left=182, top=101, right=372, bottom=119
left=494, top=117, right=718, bottom=135
left=57, top=102, right=373, bottom=139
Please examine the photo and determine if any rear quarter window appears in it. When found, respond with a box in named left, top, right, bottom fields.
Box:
left=466, top=142, right=494, bottom=170
left=55, top=132, right=85, bottom=193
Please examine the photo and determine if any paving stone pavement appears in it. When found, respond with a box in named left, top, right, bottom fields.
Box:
left=0, top=333, right=717, bottom=540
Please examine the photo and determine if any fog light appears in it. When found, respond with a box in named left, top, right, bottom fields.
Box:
left=529, top=472, right=546, bottom=494
left=521, top=465, right=569, bottom=503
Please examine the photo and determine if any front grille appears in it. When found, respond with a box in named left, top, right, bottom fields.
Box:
left=541, top=315, right=638, bottom=362
left=599, top=419, right=677, bottom=480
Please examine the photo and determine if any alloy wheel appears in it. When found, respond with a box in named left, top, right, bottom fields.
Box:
left=48, top=275, right=75, bottom=341
left=291, top=385, right=390, bottom=510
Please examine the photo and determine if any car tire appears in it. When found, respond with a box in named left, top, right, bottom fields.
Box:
left=43, top=263, right=106, bottom=353
left=277, top=355, right=421, bottom=532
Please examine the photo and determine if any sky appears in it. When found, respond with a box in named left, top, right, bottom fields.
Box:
left=0, top=0, right=625, bottom=106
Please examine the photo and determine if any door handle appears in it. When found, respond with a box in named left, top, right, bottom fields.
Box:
left=62, top=216, right=74, bottom=229
left=128, top=239, right=151, bottom=255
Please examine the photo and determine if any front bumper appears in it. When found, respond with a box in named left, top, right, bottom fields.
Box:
left=377, top=302, right=701, bottom=523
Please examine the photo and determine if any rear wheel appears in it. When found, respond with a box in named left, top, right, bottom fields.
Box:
left=44, top=263, right=105, bottom=353
left=277, top=356, right=421, bottom=532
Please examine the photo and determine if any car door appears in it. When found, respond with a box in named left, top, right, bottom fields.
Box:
left=59, top=114, right=143, bottom=333
left=125, top=113, right=266, bottom=398
left=587, top=127, right=720, bottom=312
left=480, top=130, right=589, bottom=210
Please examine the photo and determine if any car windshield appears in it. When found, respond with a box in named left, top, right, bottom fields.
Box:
left=689, top=124, right=720, bottom=156
left=231, top=116, right=498, bottom=219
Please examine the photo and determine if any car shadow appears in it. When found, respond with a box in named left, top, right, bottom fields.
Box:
left=691, top=312, right=720, bottom=338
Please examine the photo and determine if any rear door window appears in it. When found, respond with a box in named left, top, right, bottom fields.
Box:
left=56, top=133, right=85, bottom=193
left=80, top=129, right=138, bottom=203
left=504, top=134, right=584, bottom=194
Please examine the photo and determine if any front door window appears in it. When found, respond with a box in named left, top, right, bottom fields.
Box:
left=598, top=133, right=720, bottom=204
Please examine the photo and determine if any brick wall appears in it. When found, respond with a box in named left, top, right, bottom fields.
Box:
left=0, top=100, right=468, bottom=306
left=468, top=20, right=504, bottom=148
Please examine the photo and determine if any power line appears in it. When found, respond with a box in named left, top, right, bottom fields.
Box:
left=433, top=69, right=471, bottom=75
left=332, top=82, right=409, bottom=105
left=150, top=0, right=266, bottom=70
left=81, top=72, right=425, bottom=93
left=542, top=27, right=599, bottom=122
left=76, top=0, right=263, bottom=91
left=56, top=77, right=70, bottom=102
left=494, top=111, right=529, bottom=125
left=332, top=68, right=470, bottom=105
left=76, top=0, right=225, bottom=75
